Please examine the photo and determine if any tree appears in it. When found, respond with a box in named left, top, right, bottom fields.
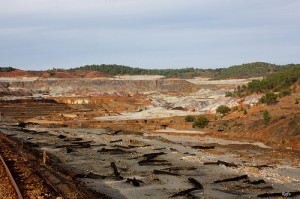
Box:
left=216, top=105, right=231, bottom=115
left=243, top=109, right=247, bottom=115
left=185, top=115, right=195, bottom=122
left=263, top=110, right=271, bottom=124
left=192, top=116, right=209, bottom=128
left=260, top=92, right=278, bottom=105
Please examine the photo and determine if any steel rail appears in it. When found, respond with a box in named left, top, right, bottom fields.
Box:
left=0, top=154, right=24, bottom=199
left=35, top=166, right=67, bottom=199
left=0, top=132, right=65, bottom=199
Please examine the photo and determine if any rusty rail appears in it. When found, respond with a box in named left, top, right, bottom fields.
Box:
left=0, top=154, right=24, bottom=199
left=0, top=133, right=65, bottom=199
left=35, top=166, right=67, bottom=199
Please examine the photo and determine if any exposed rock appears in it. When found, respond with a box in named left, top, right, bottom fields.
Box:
left=0, top=78, right=199, bottom=96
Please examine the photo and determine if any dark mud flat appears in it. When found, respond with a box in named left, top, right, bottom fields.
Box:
left=0, top=125, right=299, bottom=199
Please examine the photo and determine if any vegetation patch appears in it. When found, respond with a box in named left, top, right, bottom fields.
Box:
left=263, top=110, right=271, bottom=124
left=192, top=116, right=209, bottom=128
left=248, top=66, right=300, bottom=93
left=69, top=62, right=299, bottom=79
left=260, top=92, right=278, bottom=105
left=216, top=105, right=231, bottom=115
left=0, top=67, right=15, bottom=72
left=185, top=115, right=195, bottom=122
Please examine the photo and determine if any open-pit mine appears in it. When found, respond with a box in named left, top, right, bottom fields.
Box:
left=0, top=75, right=299, bottom=199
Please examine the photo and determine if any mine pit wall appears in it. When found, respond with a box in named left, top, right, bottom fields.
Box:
left=52, top=97, right=114, bottom=105
left=4, top=78, right=199, bottom=96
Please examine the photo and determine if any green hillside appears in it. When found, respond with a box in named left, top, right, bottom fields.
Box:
left=70, top=64, right=213, bottom=78
left=248, top=66, right=300, bottom=93
left=0, top=67, right=15, bottom=72
left=70, top=62, right=298, bottom=79
left=211, top=62, right=298, bottom=79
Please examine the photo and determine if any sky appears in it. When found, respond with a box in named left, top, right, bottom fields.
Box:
left=1, top=0, right=300, bottom=70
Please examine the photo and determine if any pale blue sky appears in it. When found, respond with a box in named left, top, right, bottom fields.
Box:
left=1, top=0, right=300, bottom=70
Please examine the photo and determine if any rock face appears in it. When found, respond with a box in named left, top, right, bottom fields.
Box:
left=173, top=97, right=211, bottom=111
left=0, top=78, right=199, bottom=96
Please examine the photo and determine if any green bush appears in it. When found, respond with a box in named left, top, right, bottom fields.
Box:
left=296, top=99, right=299, bottom=104
left=260, top=92, right=278, bottom=105
left=192, top=116, right=209, bottom=128
left=48, top=71, right=55, bottom=77
left=216, top=105, right=231, bottom=115
left=263, top=110, right=271, bottom=124
left=233, top=106, right=238, bottom=111
left=279, top=89, right=291, bottom=97
left=225, top=91, right=233, bottom=97
left=243, top=109, right=247, bottom=115
left=185, top=115, right=195, bottom=122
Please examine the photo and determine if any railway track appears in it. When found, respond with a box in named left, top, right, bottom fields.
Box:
left=0, top=129, right=110, bottom=199
left=0, top=153, right=23, bottom=199
left=0, top=133, right=63, bottom=199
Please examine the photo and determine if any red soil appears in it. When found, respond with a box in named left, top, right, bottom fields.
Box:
left=0, top=69, right=108, bottom=78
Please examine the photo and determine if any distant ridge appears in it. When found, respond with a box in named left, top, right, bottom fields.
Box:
left=1, top=62, right=299, bottom=79
left=70, top=62, right=299, bottom=79
left=0, top=67, right=107, bottom=78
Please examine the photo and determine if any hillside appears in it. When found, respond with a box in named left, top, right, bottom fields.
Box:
left=211, top=62, right=297, bottom=79
left=1, top=62, right=299, bottom=79
left=209, top=94, right=300, bottom=150
left=71, top=62, right=298, bottom=79
left=207, top=66, right=300, bottom=149
left=0, top=68, right=107, bottom=78
left=248, top=66, right=300, bottom=93
left=70, top=64, right=213, bottom=78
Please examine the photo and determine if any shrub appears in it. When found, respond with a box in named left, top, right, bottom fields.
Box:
left=279, top=89, right=291, bottom=97
left=185, top=115, right=195, bottom=122
left=260, top=92, right=278, bottom=105
left=295, top=99, right=299, bottom=104
left=192, top=116, right=209, bottom=128
left=216, top=105, right=231, bottom=115
left=48, top=71, right=55, bottom=77
left=225, top=91, right=233, bottom=97
left=263, top=110, right=271, bottom=124
left=243, top=109, right=247, bottom=115
left=233, top=106, right=238, bottom=111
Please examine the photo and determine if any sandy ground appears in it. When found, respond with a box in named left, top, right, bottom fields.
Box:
left=187, top=78, right=262, bottom=85
left=95, top=107, right=203, bottom=121
left=1, top=125, right=299, bottom=199
left=0, top=77, right=40, bottom=82
left=151, top=128, right=271, bottom=148
left=111, top=75, right=165, bottom=80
